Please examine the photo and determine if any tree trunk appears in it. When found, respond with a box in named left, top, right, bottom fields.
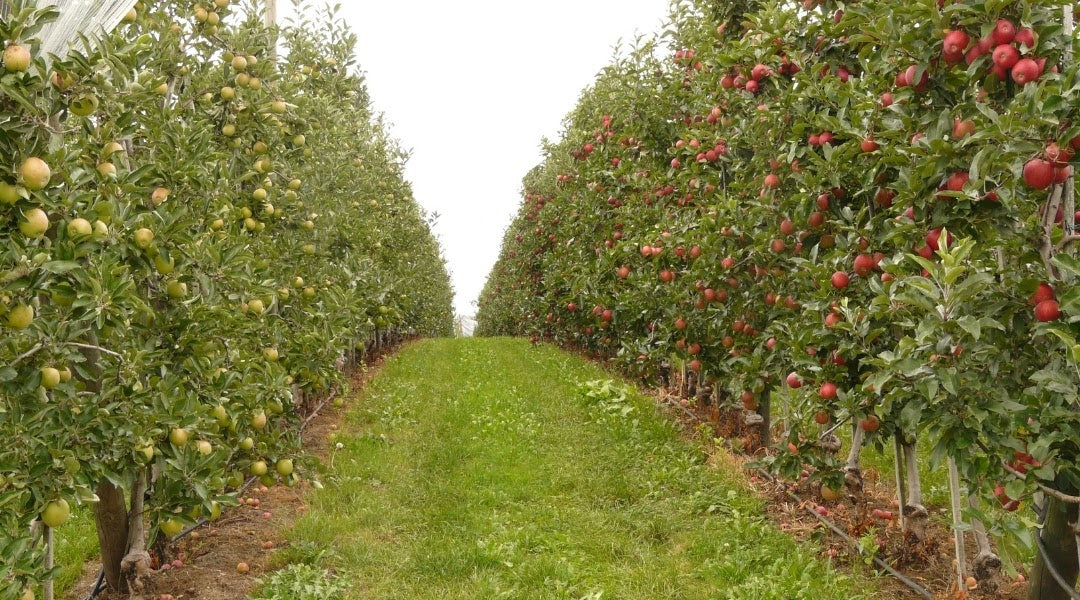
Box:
left=969, top=493, right=1001, bottom=583
left=94, top=480, right=130, bottom=593
left=1028, top=493, right=1079, bottom=600
left=845, top=424, right=866, bottom=492
left=902, top=440, right=929, bottom=540
left=120, top=469, right=151, bottom=597
left=756, top=388, right=771, bottom=447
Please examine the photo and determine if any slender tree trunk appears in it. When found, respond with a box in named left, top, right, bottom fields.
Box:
left=969, top=493, right=1001, bottom=582
left=756, top=388, right=771, bottom=447
left=902, top=440, right=929, bottom=540
left=1028, top=493, right=1079, bottom=600
left=845, top=424, right=866, bottom=492
left=121, top=469, right=151, bottom=595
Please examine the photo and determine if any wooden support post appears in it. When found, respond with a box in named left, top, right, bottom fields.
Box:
left=265, top=0, right=277, bottom=62
left=947, top=457, right=968, bottom=590
left=893, top=433, right=906, bottom=532
left=44, top=525, right=54, bottom=600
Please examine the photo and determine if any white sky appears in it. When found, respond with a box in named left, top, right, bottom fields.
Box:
left=279, top=1, right=671, bottom=316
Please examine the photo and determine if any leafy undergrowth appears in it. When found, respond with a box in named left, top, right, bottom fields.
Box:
left=280, top=337, right=873, bottom=599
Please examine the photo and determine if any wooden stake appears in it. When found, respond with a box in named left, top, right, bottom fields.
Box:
left=44, top=525, right=54, bottom=600
left=947, top=457, right=967, bottom=589
left=893, top=433, right=906, bottom=531
left=265, top=0, right=277, bottom=62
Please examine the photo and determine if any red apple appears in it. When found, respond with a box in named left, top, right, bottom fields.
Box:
left=952, top=118, right=976, bottom=139
left=860, top=136, right=879, bottom=153
left=1046, top=143, right=1073, bottom=168
left=992, top=44, right=1020, bottom=69
left=945, top=171, right=970, bottom=191
left=1035, top=299, right=1060, bottom=322
left=830, top=271, right=850, bottom=289
left=825, top=312, right=843, bottom=328
left=787, top=372, right=803, bottom=389
left=853, top=254, right=876, bottom=276
left=943, top=30, right=970, bottom=58
left=1023, top=158, right=1055, bottom=190
left=1032, top=283, right=1056, bottom=305
left=991, top=19, right=1016, bottom=45
left=926, top=227, right=953, bottom=251
left=1011, top=58, right=1041, bottom=85
left=1015, top=28, right=1036, bottom=49
left=994, top=484, right=1020, bottom=511
left=819, top=382, right=838, bottom=400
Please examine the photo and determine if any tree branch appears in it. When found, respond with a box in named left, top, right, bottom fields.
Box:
left=1002, top=462, right=1080, bottom=504
left=1054, top=234, right=1080, bottom=254
left=64, top=342, right=123, bottom=361
left=12, top=342, right=46, bottom=367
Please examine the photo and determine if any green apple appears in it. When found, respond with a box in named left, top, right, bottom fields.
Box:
left=160, top=518, right=183, bottom=537
left=212, top=404, right=228, bottom=424
left=6, top=304, right=34, bottom=329
left=40, top=367, right=61, bottom=389
left=19, top=157, right=51, bottom=190
left=251, top=411, right=267, bottom=430
left=19, top=208, right=49, bottom=237
left=248, top=298, right=265, bottom=315
left=169, top=427, right=189, bottom=446
left=0, top=181, right=20, bottom=204
left=41, top=499, right=70, bottom=527
left=133, top=227, right=154, bottom=249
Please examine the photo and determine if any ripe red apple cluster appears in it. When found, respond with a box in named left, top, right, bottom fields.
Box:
left=807, top=131, right=834, bottom=147
left=1031, top=282, right=1060, bottom=322
left=945, top=18, right=1044, bottom=85
left=1023, top=140, right=1076, bottom=190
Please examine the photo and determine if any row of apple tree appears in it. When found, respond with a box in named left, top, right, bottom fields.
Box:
left=0, top=0, right=452, bottom=596
left=477, top=0, right=1078, bottom=596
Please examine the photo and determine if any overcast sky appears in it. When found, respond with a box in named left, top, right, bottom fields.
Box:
left=279, top=1, right=671, bottom=316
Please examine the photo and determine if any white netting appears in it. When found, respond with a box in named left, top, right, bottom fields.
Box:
left=28, top=0, right=138, bottom=60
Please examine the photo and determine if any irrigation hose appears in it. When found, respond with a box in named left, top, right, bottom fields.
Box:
left=1032, top=532, right=1080, bottom=600
left=796, top=496, right=933, bottom=599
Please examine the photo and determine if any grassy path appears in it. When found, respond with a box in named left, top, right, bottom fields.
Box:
left=274, top=338, right=874, bottom=599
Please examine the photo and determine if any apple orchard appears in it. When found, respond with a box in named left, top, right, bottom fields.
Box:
left=1, top=0, right=452, bottom=598
left=478, top=0, right=1080, bottom=598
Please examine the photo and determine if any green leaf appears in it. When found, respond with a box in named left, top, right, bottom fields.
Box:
left=42, top=261, right=83, bottom=274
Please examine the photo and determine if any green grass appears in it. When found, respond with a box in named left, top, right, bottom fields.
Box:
left=278, top=337, right=877, bottom=599
left=53, top=506, right=98, bottom=596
